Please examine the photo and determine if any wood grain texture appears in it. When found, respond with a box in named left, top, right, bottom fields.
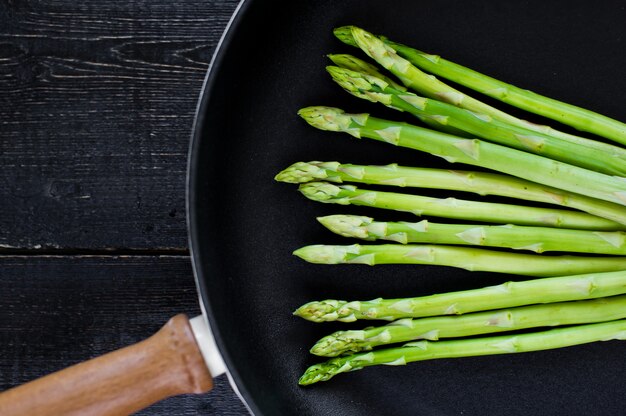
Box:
left=0, top=255, right=248, bottom=415
left=0, top=0, right=239, bottom=250
left=0, top=1, right=248, bottom=414
left=0, top=314, right=213, bottom=416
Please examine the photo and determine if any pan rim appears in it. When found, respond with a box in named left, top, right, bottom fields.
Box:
left=186, top=0, right=260, bottom=414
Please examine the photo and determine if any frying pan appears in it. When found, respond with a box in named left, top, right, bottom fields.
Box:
left=1, top=0, right=625, bottom=414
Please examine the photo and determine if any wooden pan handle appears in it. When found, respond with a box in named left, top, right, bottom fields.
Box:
left=0, top=314, right=213, bottom=416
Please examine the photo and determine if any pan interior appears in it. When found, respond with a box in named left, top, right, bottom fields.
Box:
left=190, top=0, right=626, bottom=414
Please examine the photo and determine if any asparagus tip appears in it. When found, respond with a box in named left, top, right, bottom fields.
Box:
left=327, top=53, right=350, bottom=66
left=293, top=299, right=360, bottom=323
left=310, top=330, right=367, bottom=357
left=293, top=244, right=353, bottom=264
left=327, top=66, right=392, bottom=104
left=293, top=300, right=336, bottom=321
left=333, top=26, right=359, bottom=47
left=317, top=214, right=374, bottom=239
left=275, top=161, right=340, bottom=184
left=328, top=53, right=408, bottom=93
left=298, top=181, right=344, bottom=202
left=299, top=358, right=355, bottom=386
left=327, top=53, right=378, bottom=76
left=350, top=26, right=397, bottom=70
left=297, top=106, right=355, bottom=132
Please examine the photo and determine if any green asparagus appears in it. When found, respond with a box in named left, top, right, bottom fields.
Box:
left=299, top=319, right=626, bottom=385
left=327, top=54, right=406, bottom=92
left=298, top=107, right=626, bottom=206
left=276, top=162, right=626, bottom=227
left=326, top=65, right=626, bottom=176
left=298, top=182, right=623, bottom=230
left=293, top=270, right=626, bottom=322
left=328, top=54, right=470, bottom=137
left=318, top=215, right=626, bottom=254
left=334, top=25, right=626, bottom=148
left=294, top=244, right=626, bottom=277
left=311, top=295, right=626, bottom=357
left=381, top=36, right=626, bottom=146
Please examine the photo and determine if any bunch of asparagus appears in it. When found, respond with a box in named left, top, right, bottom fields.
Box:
left=275, top=25, right=626, bottom=385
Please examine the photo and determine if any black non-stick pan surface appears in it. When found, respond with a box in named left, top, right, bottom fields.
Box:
left=188, top=1, right=626, bottom=414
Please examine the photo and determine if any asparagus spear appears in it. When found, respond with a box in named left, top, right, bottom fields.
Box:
left=381, top=36, right=626, bottom=146
left=276, top=162, right=626, bottom=227
left=326, top=65, right=626, bottom=176
left=334, top=26, right=626, bottom=148
left=299, top=182, right=622, bottom=230
left=328, top=54, right=470, bottom=138
left=327, top=54, right=406, bottom=92
left=318, top=215, right=626, bottom=255
left=311, top=295, right=626, bottom=357
left=299, top=319, right=626, bottom=385
left=293, top=270, right=626, bottom=322
left=293, top=243, right=626, bottom=277
left=298, top=107, right=626, bottom=206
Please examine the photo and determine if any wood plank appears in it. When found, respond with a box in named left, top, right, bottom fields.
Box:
left=0, top=255, right=248, bottom=415
left=0, top=0, right=239, bottom=250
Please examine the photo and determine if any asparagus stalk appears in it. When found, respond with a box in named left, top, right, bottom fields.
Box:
left=334, top=26, right=626, bottom=149
left=299, top=319, right=626, bottom=385
left=293, top=270, right=626, bottom=322
left=326, top=65, right=626, bottom=176
left=318, top=215, right=626, bottom=255
left=298, top=107, right=626, bottom=207
left=328, top=54, right=470, bottom=138
left=298, top=182, right=622, bottom=230
left=327, top=54, right=406, bottom=92
left=311, top=295, right=626, bottom=357
left=293, top=243, right=626, bottom=277
left=276, top=162, right=626, bottom=227
left=381, top=36, right=626, bottom=146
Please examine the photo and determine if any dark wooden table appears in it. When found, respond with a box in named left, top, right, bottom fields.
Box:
left=0, top=1, right=248, bottom=414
